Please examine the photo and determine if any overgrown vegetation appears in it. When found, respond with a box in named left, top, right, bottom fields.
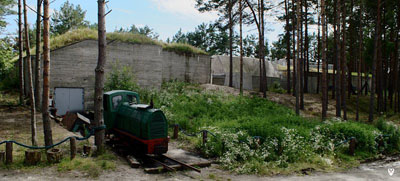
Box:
left=31, top=28, right=207, bottom=56
left=104, top=68, right=400, bottom=175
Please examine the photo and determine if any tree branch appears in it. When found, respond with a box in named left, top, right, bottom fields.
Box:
left=26, top=4, right=44, bottom=18
left=244, top=0, right=260, bottom=32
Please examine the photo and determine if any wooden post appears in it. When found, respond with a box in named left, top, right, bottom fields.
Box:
left=25, top=150, right=41, bottom=165
left=70, top=137, right=76, bottom=160
left=349, top=138, right=356, bottom=156
left=46, top=148, right=62, bottom=163
left=173, top=125, right=179, bottom=139
left=6, top=142, right=12, bottom=164
left=0, top=151, right=5, bottom=163
left=202, top=130, right=208, bottom=145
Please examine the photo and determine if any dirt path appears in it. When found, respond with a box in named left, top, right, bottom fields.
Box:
left=1, top=155, right=400, bottom=181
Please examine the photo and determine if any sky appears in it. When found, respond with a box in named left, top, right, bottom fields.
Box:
left=3, top=0, right=288, bottom=43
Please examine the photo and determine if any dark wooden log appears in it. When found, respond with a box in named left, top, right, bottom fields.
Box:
left=6, top=142, right=12, bottom=164
left=25, top=150, right=41, bottom=165
left=173, top=124, right=179, bottom=139
left=0, top=151, right=5, bottom=163
left=349, top=138, right=357, bottom=156
left=46, top=148, right=62, bottom=163
left=202, top=130, right=208, bottom=145
left=70, top=137, right=76, bottom=160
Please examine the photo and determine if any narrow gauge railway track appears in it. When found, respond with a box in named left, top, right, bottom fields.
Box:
left=107, top=137, right=207, bottom=173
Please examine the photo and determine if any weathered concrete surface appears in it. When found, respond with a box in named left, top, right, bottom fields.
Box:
left=162, top=52, right=211, bottom=84
left=26, top=40, right=211, bottom=111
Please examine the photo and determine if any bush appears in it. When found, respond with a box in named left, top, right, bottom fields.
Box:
left=152, top=82, right=400, bottom=174
left=104, top=61, right=140, bottom=92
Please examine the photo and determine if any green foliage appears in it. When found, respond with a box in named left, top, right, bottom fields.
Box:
left=116, top=25, right=159, bottom=40
left=51, top=1, right=89, bottom=35
left=144, top=81, right=400, bottom=174
left=172, top=23, right=229, bottom=55
left=104, top=61, right=139, bottom=92
left=163, top=43, right=208, bottom=56
left=0, top=0, right=15, bottom=31
left=0, top=38, right=18, bottom=90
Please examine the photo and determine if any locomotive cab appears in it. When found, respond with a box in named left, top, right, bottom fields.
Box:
left=103, top=90, right=168, bottom=154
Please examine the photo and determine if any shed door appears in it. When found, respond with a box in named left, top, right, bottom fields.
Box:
left=55, top=88, right=84, bottom=115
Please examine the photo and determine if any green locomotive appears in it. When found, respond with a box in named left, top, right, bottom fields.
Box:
left=103, top=90, right=168, bottom=154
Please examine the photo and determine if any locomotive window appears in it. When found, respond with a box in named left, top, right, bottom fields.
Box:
left=112, top=95, right=123, bottom=109
left=127, top=95, right=137, bottom=104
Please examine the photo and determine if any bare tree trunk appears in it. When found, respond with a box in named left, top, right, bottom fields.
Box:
left=321, top=0, right=328, bottom=119
left=94, top=0, right=107, bottom=153
left=394, top=4, right=400, bottom=112
left=356, top=3, right=363, bottom=121
left=304, top=0, right=309, bottom=94
left=292, top=0, right=296, bottom=97
left=23, top=0, right=38, bottom=146
left=42, top=0, right=53, bottom=147
left=18, top=0, right=24, bottom=105
left=317, top=0, right=321, bottom=94
left=296, top=0, right=301, bottom=115
left=285, top=0, right=291, bottom=94
left=300, top=0, right=304, bottom=110
left=229, top=0, right=233, bottom=88
left=240, top=0, right=243, bottom=95
left=341, top=1, right=347, bottom=120
left=261, top=0, right=267, bottom=98
left=35, top=0, right=42, bottom=111
left=335, top=0, right=342, bottom=118
left=369, top=0, right=382, bottom=122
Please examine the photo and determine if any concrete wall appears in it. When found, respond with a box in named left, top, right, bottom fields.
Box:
left=26, top=40, right=210, bottom=111
left=161, top=52, right=210, bottom=84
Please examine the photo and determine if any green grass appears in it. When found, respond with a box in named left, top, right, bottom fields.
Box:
left=136, top=81, right=400, bottom=175
left=57, top=151, right=117, bottom=178
left=31, top=28, right=207, bottom=56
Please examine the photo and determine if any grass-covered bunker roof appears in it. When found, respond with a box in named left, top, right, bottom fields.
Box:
left=42, top=28, right=208, bottom=56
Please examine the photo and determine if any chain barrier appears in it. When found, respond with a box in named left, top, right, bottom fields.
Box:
left=0, top=125, right=106, bottom=150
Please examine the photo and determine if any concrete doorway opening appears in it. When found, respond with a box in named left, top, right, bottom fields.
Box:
left=54, top=87, right=84, bottom=115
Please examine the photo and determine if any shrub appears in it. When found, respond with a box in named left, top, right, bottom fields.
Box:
left=104, top=61, right=140, bottom=92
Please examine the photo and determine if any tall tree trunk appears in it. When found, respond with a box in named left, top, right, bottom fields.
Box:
left=42, top=0, right=53, bottom=147
left=321, top=0, right=328, bottom=119
left=341, top=1, right=347, bottom=120
left=261, top=0, right=267, bottom=98
left=304, top=0, right=309, bottom=94
left=94, top=0, right=107, bottom=153
left=335, top=0, right=342, bottom=117
left=357, top=3, right=363, bottom=121
left=285, top=0, right=291, bottom=94
left=18, top=0, right=24, bottom=105
left=300, top=0, right=304, bottom=109
left=229, top=0, right=233, bottom=88
left=35, top=0, right=42, bottom=111
left=317, top=0, right=321, bottom=94
left=296, top=0, right=301, bottom=115
left=369, top=0, right=382, bottom=122
left=394, top=3, right=400, bottom=112
left=240, top=0, right=243, bottom=95
left=23, top=0, right=38, bottom=146
left=292, top=0, right=296, bottom=97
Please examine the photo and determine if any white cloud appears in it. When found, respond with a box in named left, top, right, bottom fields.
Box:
left=149, top=0, right=218, bottom=22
